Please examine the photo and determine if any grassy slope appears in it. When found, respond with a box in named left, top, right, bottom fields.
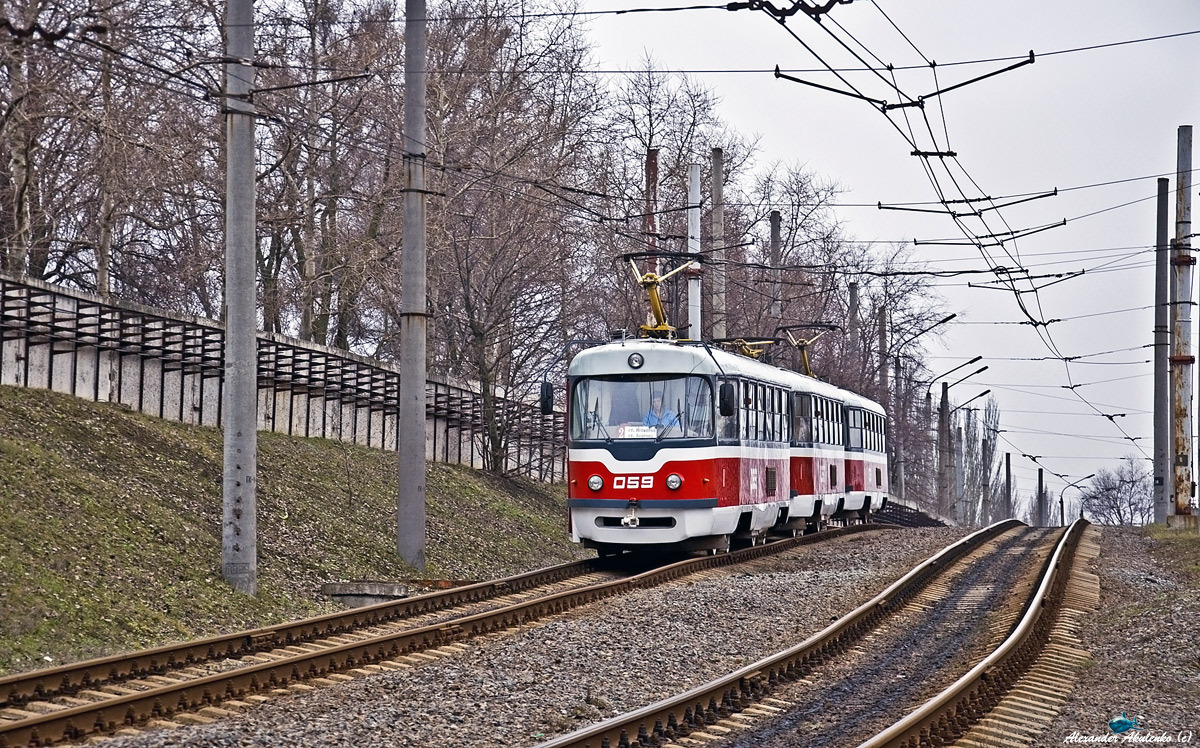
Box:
left=0, top=385, right=585, bottom=676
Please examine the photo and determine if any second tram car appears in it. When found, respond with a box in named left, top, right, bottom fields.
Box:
left=565, top=336, right=888, bottom=554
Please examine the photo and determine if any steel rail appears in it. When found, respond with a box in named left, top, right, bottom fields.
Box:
left=0, top=525, right=882, bottom=747
left=532, top=519, right=1024, bottom=748
left=855, top=518, right=1087, bottom=748
left=1, top=557, right=607, bottom=707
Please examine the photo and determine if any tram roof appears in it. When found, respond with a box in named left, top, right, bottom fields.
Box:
left=568, top=338, right=883, bottom=415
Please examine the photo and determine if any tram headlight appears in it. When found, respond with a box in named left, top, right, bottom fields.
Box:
left=588, top=475, right=604, bottom=491
left=666, top=473, right=683, bottom=490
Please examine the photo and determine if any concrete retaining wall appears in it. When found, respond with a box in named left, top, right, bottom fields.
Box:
left=0, top=273, right=564, bottom=481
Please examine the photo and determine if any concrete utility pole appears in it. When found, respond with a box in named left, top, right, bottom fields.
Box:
left=711, top=148, right=726, bottom=340
left=687, top=164, right=702, bottom=339
left=1155, top=177, right=1171, bottom=524
left=953, top=424, right=963, bottom=523
left=1171, top=124, right=1195, bottom=523
left=981, top=437, right=992, bottom=525
left=893, top=355, right=905, bottom=502
left=222, top=0, right=258, bottom=595
left=398, top=0, right=428, bottom=570
left=643, top=148, right=661, bottom=330
left=879, top=307, right=893, bottom=502
left=645, top=149, right=659, bottom=258
left=937, top=382, right=950, bottom=517
left=1004, top=452, right=1012, bottom=522
left=769, top=210, right=782, bottom=328
left=877, top=306, right=888, bottom=401
left=848, top=282, right=860, bottom=378
left=1037, top=468, right=1045, bottom=527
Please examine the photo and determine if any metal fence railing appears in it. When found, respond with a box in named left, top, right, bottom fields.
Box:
left=0, top=272, right=564, bottom=482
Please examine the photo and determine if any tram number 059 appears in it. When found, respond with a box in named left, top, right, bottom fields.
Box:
left=613, top=475, right=653, bottom=489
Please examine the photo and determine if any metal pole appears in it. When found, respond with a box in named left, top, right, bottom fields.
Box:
left=769, top=210, right=781, bottom=329
left=222, top=0, right=258, bottom=595
left=711, top=148, right=726, bottom=340
left=1172, top=124, right=1194, bottom=517
left=1155, top=177, right=1171, bottom=523
left=398, top=0, right=428, bottom=570
left=687, top=164, right=702, bottom=339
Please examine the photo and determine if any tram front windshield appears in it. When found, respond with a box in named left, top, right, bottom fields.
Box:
left=571, top=375, right=713, bottom=440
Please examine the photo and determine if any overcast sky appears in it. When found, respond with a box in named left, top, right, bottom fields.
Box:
left=581, top=0, right=1200, bottom=508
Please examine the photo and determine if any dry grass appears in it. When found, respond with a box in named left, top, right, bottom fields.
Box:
left=1143, top=522, right=1200, bottom=588
left=0, top=385, right=585, bottom=675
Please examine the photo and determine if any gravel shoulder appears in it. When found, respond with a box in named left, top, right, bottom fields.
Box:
left=1035, top=526, right=1200, bottom=745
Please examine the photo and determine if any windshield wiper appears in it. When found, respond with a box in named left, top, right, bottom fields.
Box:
left=591, top=398, right=613, bottom=442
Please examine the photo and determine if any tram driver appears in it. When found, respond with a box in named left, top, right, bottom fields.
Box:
left=643, top=394, right=680, bottom=429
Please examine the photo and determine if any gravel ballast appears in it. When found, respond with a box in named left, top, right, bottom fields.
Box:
left=102, top=527, right=969, bottom=748
left=97, top=525, right=1199, bottom=748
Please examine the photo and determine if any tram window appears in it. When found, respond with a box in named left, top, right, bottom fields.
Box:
left=739, top=381, right=752, bottom=441
left=760, top=385, right=767, bottom=439
left=752, top=383, right=759, bottom=440
left=792, top=393, right=811, bottom=443
left=718, top=379, right=738, bottom=440
left=777, top=389, right=788, bottom=442
left=818, top=399, right=831, bottom=446
left=764, top=385, right=774, bottom=441
left=764, top=385, right=773, bottom=441
left=848, top=408, right=863, bottom=450
left=569, top=375, right=715, bottom=440
left=756, top=384, right=766, bottom=440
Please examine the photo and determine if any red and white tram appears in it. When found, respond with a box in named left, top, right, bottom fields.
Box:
left=565, top=337, right=888, bottom=554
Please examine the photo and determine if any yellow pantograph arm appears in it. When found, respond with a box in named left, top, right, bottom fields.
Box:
left=629, top=259, right=692, bottom=331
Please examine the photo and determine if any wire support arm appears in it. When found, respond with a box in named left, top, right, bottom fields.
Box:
left=914, top=219, right=1067, bottom=246
left=917, top=51, right=1035, bottom=102
left=774, top=66, right=887, bottom=106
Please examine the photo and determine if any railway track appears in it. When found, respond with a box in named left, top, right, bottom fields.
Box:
left=533, top=519, right=1092, bottom=748
left=0, top=524, right=881, bottom=747
left=862, top=521, right=1101, bottom=748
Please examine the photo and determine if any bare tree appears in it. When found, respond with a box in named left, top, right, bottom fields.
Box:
left=1080, top=457, right=1153, bottom=526
left=421, top=0, right=603, bottom=472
